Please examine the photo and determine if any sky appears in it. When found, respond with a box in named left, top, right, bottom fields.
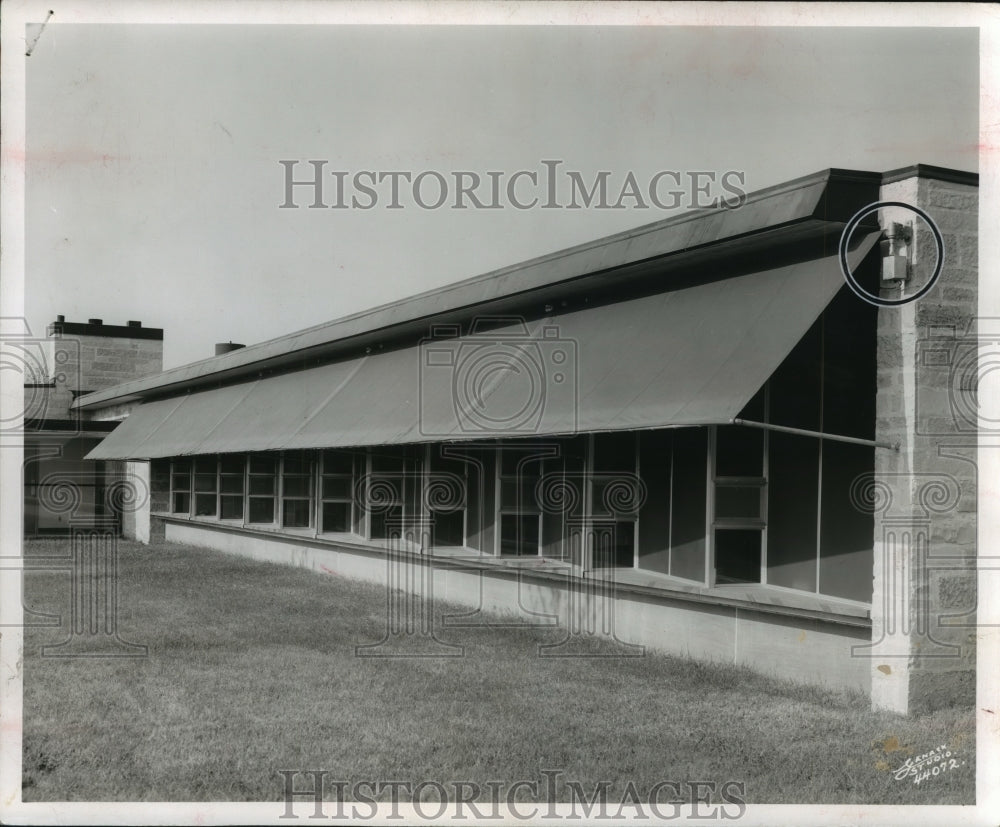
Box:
left=26, top=23, right=979, bottom=369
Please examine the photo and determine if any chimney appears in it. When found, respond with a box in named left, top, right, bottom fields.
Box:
left=215, top=342, right=246, bottom=356
left=88, top=318, right=103, bottom=326
left=127, top=320, right=142, bottom=328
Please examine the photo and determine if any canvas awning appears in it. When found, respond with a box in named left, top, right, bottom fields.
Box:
left=87, top=234, right=879, bottom=460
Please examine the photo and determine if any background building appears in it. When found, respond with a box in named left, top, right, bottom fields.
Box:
left=22, top=317, right=163, bottom=536
left=75, top=165, right=978, bottom=715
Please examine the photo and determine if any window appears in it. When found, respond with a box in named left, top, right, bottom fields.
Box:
left=248, top=453, right=277, bottom=524
left=427, top=448, right=467, bottom=548
left=321, top=450, right=356, bottom=533
left=171, top=459, right=192, bottom=514
left=219, top=455, right=245, bottom=520
left=498, top=446, right=545, bottom=556
left=281, top=451, right=313, bottom=528
left=193, top=456, right=218, bottom=517
left=591, top=432, right=638, bottom=568
left=368, top=448, right=405, bottom=541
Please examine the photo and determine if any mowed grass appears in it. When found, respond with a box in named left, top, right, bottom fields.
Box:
left=21, top=538, right=974, bottom=804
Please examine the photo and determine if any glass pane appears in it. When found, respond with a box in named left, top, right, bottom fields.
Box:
left=220, top=475, right=244, bottom=494
left=500, top=478, right=539, bottom=511
left=592, top=520, right=635, bottom=568
left=322, top=476, right=352, bottom=500
left=819, top=440, right=875, bottom=601
left=715, top=426, right=764, bottom=478
left=322, top=501, right=351, bottom=533
left=282, top=476, right=311, bottom=498
left=283, top=453, right=311, bottom=475
left=249, top=475, right=275, bottom=495
left=500, top=448, right=545, bottom=477
left=369, top=475, right=403, bottom=503
left=637, top=429, right=671, bottom=575
left=499, top=513, right=539, bottom=556
left=670, top=428, right=707, bottom=581
left=194, top=473, right=217, bottom=492
left=322, top=450, right=354, bottom=475
left=592, top=475, right=641, bottom=517
left=171, top=473, right=190, bottom=492
left=714, top=485, right=762, bottom=520
left=282, top=499, right=311, bottom=528
left=370, top=449, right=404, bottom=473
left=172, top=492, right=190, bottom=514
left=194, top=493, right=217, bottom=517
left=592, top=432, right=636, bottom=474
left=248, top=496, right=274, bottom=524
left=249, top=454, right=277, bottom=474
left=432, top=509, right=465, bottom=547
left=194, top=457, right=217, bottom=474
left=219, top=455, right=245, bottom=474
left=767, top=431, right=818, bottom=592
left=714, top=529, right=761, bottom=584
left=370, top=504, right=403, bottom=540
left=220, top=495, right=244, bottom=520
left=769, top=321, right=822, bottom=431
left=172, top=459, right=192, bottom=473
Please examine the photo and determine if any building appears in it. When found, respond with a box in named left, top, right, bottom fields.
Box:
left=23, top=317, right=163, bottom=537
left=76, top=165, right=978, bottom=715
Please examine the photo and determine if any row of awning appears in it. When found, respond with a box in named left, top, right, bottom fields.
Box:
left=86, top=235, right=878, bottom=460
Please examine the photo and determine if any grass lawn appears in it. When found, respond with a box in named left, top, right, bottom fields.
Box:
left=21, top=538, right=974, bottom=805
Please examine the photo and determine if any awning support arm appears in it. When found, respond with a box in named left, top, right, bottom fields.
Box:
left=730, top=418, right=899, bottom=452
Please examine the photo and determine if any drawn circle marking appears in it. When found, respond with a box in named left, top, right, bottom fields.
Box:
left=838, top=201, right=944, bottom=307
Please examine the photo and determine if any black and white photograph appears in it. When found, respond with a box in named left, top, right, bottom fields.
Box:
left=1, top=2, right=997, bottom=824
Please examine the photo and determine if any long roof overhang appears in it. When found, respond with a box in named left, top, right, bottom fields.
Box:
left=74, top=167, right=883, bottom=412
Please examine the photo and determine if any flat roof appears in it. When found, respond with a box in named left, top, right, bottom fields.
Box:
left=74, top=164, right=973, bottom=411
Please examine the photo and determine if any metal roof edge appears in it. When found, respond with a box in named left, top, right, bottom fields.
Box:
left=75, top=166, right=883, bottom=411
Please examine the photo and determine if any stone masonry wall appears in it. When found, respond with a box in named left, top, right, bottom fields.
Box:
left=872, top=171, right=978, bottom=714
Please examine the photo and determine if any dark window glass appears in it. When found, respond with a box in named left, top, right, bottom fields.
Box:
left=370, top=504, right=403, bottom=540
left=322, top=501, right=351, bottom=533
left=219, top=455, right=244, bottom=474
left=819, top=440, right=875, bottom=601
left=172, top=492, right=190, bottom=514
left=194, top=456, right=217, bottom=474
left=322, top=450, right=354, bottom=475
left=322, top=476, right=352, bottom=499
left=592, top=432, right=636, bottom=474
left=171, top=473, right=190, bottom=491
left=499, top=513, right=540, bottom=556
left=769, top=321, right=822, bottom=432
left=714, top=529, right=761, bottom=584
left=433, top=509, right=465, bottom=547
left=282, top=499, right=311, bottom=528
left=670, top=428, right=707, bottom=582
left=715, top=426, right=764, bottom=478
left=248, top=497, right=274, bottom=524
left=592, top=520, right=635, bottom=568
left=767, top=432, right=819, bottom=592
left=283, top=453, right=311, bottom=475
left=249, top=455, right=277, bottom=474
left=637, top=430, right=671, bottom=576
left=220, top=475, right=244, bottom=495
left=194, top=493, right=217, bottom=517
left=249, top=476, right=275, bottom=496
left=220, top=495, right=243, bottom=520
left=194, top=473, right=216, bottom=492
left=714, top=485, right=763, bottom=521
left=283, top=476, right=311, bottom=498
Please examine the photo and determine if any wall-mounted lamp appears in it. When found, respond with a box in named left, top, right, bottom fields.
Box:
left=881, top=221, right=912, bottom=284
